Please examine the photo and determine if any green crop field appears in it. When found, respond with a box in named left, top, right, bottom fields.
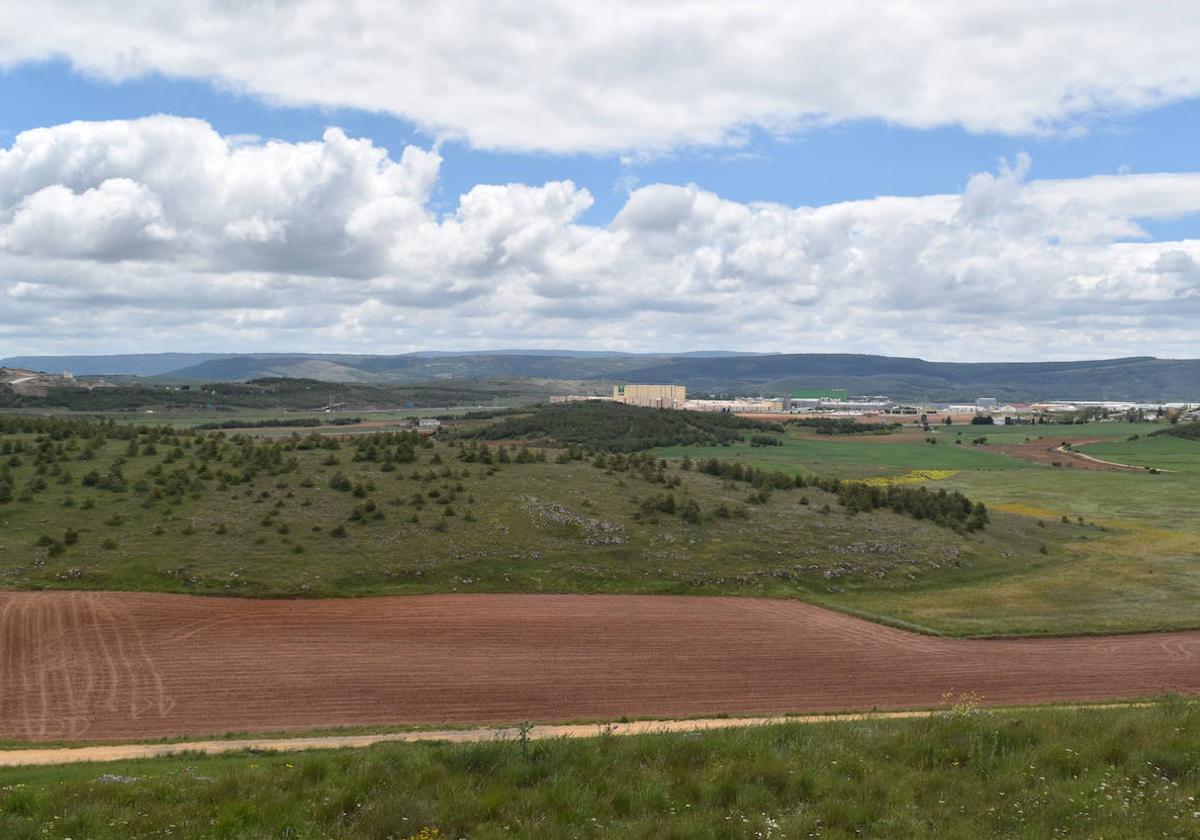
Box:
left=1, top=701, right=1197, bottom=839
left=649, top=419, right=1200, bottom=636
left=862, top=432, right=1200, bottom=636
left=655, top=420, right=1137, bottom=479
left=656, top=431, right=1029, bottom=478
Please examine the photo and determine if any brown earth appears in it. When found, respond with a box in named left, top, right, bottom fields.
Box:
left=737, top=413, right=977, bottom=428
left=987, top=436, right=1143, bottom=472
left=780, top=413, right=977, bottom=426
left=2, top=592, right=1198, bottom=743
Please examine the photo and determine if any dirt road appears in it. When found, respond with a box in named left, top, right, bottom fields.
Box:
left=2, top=592, right=1198, bottom=743
left=987, top=437, right=1146, bottom=471
left=0, top=712, right=935, bottom=767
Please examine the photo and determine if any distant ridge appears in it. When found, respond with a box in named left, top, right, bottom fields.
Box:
left=3, top=351, right=1198, bottom=401
left=0, top=353, right=236, bottom=377
left=1, top=349, right=763, bottom=377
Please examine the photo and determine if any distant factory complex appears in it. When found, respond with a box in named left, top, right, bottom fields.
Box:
left=553, top=383, right=1200, bottom=422
left=555, top=383, right=897, bottom=414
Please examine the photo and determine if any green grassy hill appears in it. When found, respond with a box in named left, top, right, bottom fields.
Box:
left=0, top=415, right=1054, bottom=635
left=4, top=412, right=1199, bottom=636
left=2, top=701, right=1197, bottom=839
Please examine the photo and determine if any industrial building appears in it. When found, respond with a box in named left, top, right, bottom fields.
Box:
left=792, top=388, right=848, bottom=401
left=799, top=397, right=895, bottom=413
left=548, top=394, right=614, bottom=404
left=684, top=398, right=786, bottom=413
left=613, top=384, right=687, bottom=409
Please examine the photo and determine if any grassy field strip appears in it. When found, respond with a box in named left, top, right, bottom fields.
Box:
left=0, top=703, right=1162, bottom=768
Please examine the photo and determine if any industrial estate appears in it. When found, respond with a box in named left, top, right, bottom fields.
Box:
left=566, top=381, right=1200, bottom=423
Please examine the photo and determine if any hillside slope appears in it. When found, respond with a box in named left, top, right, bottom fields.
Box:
left=623, top=354, right=1200, bottom=400
left=5, top=352, right=1198, bottom=400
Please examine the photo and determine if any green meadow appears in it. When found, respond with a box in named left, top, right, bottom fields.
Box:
left=655, top=420, right=1135, bottom=479
left=654, top=420, right=1200, bottom=636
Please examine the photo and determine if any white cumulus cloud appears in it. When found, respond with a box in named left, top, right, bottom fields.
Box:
left=2, top=2, right=1200, bottom=152
left=1, top=116, right=1200, bottom=359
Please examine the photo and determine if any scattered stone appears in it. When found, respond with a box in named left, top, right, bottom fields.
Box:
left=520, top=496, right=627, bottom=545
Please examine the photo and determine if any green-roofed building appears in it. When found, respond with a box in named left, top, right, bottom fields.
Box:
left=791, top=388, right=848, bottom=400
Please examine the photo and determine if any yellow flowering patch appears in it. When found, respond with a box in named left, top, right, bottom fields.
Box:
left=989, top=502, right=1062, bottom=519
left=991, top=503, right=1146, bottom=532
left=860, top=469, right=958, bottom=487
left=401, top=829, right=445, bottom=840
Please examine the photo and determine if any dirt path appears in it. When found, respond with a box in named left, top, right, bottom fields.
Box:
left=0, top=706, right=1155, bottom=768
left=1053, top=445, right=1173, bottom=473
left=2, top=592, right=1199, bottom=744
left=0, top=713, right=914, bottom=767
left=987, top=437, right=1147, bottom=472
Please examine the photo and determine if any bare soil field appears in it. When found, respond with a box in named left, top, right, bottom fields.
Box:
left=773, top=413, right=976, bottom=426
left=2, top=592, right=1198, bottom=742
left=987, top=437, right=1143, bottom=471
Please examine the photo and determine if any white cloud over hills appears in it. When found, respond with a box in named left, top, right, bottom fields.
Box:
left=1, top=117, right=1198, bottom=358
left=2, top=2, right=1200, bottom=153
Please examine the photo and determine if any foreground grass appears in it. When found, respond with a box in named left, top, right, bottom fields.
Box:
left=2, top=702, right=1199, bottom=838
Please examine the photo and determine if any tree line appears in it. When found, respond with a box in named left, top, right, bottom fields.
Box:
left=693, top=456, right=988, bottom=532
left=465, top=402, right=780, bottom=452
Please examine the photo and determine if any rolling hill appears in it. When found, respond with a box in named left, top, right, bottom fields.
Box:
left=3, top=351, right=1198, bottom=401
left=0, top=353, right=235, bottom=376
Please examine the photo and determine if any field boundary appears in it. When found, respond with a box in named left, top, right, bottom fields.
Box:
left=0, top=703, right=1164, bottom=768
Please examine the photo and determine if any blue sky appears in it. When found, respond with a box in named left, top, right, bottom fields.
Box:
left=6, top=58, right=1199, bottom=234
left=1, top=3, right=1199, bottom=359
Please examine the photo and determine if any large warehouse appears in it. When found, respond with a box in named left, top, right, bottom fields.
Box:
left=613, top=383, right=687, bottom=409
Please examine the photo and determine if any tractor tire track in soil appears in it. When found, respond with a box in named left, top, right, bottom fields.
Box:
left=1, top=592, right=1198, bottom=742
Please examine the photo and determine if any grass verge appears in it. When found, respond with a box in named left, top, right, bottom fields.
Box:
left=1, top=700, right=1198, bottom=838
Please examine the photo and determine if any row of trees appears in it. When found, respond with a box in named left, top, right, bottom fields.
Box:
left=466, top=402, right=781, bottom=452
left=692, top=456, right=988, bottom=532
left=823, top=481, right=989, bottom=532
left=788, top=418, right=898, bottom=435
left=1156, top=420, right=1200, bottom=441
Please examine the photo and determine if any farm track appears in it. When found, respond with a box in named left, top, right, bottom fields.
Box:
left=987, top=437, right=1146, bottom=472
left=1, top=592, right=1199, bottom=743
left=0, top=705, right=1161, bottom=768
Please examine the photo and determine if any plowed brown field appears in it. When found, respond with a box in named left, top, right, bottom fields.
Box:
left=2, top=592, right=1198, bottom=742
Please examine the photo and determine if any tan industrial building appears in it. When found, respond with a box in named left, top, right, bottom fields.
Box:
left=613, top=383, right=687, bottom=409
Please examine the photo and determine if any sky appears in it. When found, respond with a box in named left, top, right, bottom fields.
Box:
left=1, top=2, right=1199, bottom=361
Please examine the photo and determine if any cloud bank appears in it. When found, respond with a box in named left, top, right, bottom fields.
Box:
left=1, top=117, right=1198, bottom=359
left=2, top=2, right=1200, bottom=152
